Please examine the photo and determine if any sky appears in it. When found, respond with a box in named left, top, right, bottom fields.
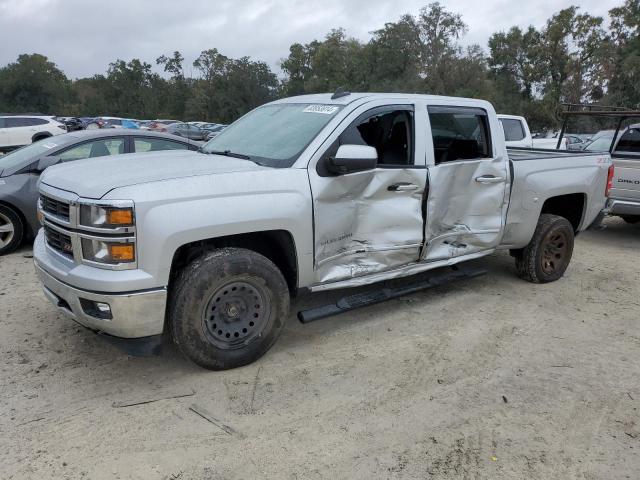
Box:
left=0, top=0, right=623, bottom=79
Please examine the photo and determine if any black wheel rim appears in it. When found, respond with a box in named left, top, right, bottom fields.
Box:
left=202, top=280, right=271, bottom=350
left=541, top=230, right=568, bottom=274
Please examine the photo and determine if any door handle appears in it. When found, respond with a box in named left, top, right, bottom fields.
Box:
left=475, top=175, right=505, bottom=184
left=388, top=183, right=419, bottom=192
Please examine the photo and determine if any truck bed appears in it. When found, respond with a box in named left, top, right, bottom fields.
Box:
left=507, top=147, right=605, bottom=162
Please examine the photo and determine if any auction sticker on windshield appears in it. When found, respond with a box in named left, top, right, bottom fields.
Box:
left=303, top=105, right=340, bottom=114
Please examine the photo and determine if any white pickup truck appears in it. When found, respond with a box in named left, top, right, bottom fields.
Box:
left=34, top=93, right=612, bottom=370
left=498, top=114, right=569, bottom=149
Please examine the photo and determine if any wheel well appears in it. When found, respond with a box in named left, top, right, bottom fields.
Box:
left=32, top=132, right=52, bottom=142
left=540, top=193, right=585, bottom=232
left=169, top=230, right=298, bottom=294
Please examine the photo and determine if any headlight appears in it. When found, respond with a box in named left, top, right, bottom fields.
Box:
left=80, top=204, right=134, bottom=228
left=81, top=238, right=135, bottom=264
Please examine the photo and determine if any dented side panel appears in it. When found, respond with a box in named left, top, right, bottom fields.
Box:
left=308, top=100, right=428, bottom=285
left=313, top=168, right=426, bottom=283
left=422, top=157, right=510, bottom=260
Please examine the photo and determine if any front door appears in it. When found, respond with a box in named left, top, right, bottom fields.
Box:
left=309, top=103, right=428, bottom=284
left=422, top=105, right=509, bottom=261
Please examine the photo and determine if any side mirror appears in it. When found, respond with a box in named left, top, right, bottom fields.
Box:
left=36, top=156, right=61, bottom=173
left=327, top=145, right=377, bottom=175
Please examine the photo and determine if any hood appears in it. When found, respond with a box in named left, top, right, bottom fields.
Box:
left=40, top=150, right=266, bottom=198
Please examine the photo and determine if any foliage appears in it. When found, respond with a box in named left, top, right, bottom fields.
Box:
left=0, top=1, right=638, bottom=131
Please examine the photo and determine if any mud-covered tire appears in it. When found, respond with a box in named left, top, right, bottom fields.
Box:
left=513, top=214, right=575, bottom=283
left=621, top=215, right=640, bottom=224
left=0, top=205, right=24, bottom=256
left=170, top=248, right=290, bottom=370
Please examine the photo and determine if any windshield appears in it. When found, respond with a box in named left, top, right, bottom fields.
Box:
left=201, top=103, right=343, bottom=167
left=0, top=140, right=61, bottom=175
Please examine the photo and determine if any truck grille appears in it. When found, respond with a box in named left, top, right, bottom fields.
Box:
left=44, top=225, right=74, bottom=257
left=40, top=195, right=70, bottom=221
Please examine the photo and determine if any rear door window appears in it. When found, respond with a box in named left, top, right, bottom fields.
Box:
left=428, top=106, right=492, bottom=164
left=58, top=138, right=125, bottom=161
left=134, top=137, right=189, bottom=152
left=499, top=118, right=525, bottom=141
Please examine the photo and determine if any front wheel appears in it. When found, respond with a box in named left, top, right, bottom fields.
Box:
left=170, top=248, right=290, bottom=370
left=513, top=214, right=575, bottom=283
left=0, top=205, right=24, bottom=256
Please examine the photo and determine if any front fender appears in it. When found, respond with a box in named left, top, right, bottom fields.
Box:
left=107, top=169, right=314, bottom=288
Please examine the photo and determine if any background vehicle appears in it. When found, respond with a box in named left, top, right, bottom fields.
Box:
left=564, top=135, right=587, bottom=150
left=205, top=124, right=227, bottom=140
left=0, top=130, right=199, bottom=255
left=498, top=115, right=571, bottom=149
left=56, top=117, right=85, bottom=132
left=154, top=119, right=179, bottom=126
left=166, top=122, right=206, bottom=140
left=199, top=123, right=222, bottom=138
left=85, top=117, right=139, bottom=129
left=579, top=130, right=615, bottom=152
left=498, top=114, right=533, bottom=148
left=606, top=123, right=640, bottom=223
left=555, top=104, right=640, bottom=224
left=0, top=115, right=66, bottom=152
left=34, top=93, right=610, bottom=370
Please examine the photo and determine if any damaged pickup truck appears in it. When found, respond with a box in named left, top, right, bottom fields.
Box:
left=34, top=93, right=612, bottom=370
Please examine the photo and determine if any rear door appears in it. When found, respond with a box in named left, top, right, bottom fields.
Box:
left=422, top=105, right=509, bottom=261
left=611, top=126, right=640, bottom=201
left=10, top=118, right=47, bottom=145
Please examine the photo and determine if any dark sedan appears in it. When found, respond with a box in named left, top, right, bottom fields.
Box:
left=0, top=130, right=199, bottom=255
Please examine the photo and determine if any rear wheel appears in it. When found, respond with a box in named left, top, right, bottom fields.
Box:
left=513, top=214, right=574, bottom=283
left=170, top=248, right=290, bottom=370
left=621, top=215, right=640, bottom=224
left=0, top=205, right=24, bottom=256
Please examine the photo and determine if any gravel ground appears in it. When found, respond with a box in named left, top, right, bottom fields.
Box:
left=1, top=217, right=639, bottom=480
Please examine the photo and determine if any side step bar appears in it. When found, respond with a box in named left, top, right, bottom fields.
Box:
left=298, top=266, right=487, bottom=323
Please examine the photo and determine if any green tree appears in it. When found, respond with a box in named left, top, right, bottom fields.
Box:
left=418, top=2, right=468, bottom=93
left=366, top=14, right=423, bottom=91
left=0, top=54, right=72, bottom=113
left=157, top=51, right=188, bottom=118
left=607, top=0, right=640, bottom=108
left=102, top=58, right=163, bottom=118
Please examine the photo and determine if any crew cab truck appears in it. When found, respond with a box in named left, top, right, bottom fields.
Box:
left=606, top=122, right=640, bottom=223
left=34, top=93, right=611, bottom=370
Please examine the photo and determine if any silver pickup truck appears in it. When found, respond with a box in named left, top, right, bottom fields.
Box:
left=606, top=123, right=640, bottom=223
left=33, top=93, right=612, bottom=370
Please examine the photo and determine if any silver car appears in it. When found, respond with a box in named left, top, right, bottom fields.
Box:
left=0, top=129, right=199, bottom=255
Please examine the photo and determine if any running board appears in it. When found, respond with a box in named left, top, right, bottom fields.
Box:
left=298, top=266, right=487, bottom=323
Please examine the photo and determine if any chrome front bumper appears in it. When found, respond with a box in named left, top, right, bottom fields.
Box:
left=607, top=199, right=640, bottom=217
left=35, top=258, right=167, bottom=339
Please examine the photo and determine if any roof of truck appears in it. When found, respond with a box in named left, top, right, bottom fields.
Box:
left=270, top=92, right=493, bottom=108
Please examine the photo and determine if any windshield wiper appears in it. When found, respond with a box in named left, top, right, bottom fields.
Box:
left=205, top=149, right=251, bottom=160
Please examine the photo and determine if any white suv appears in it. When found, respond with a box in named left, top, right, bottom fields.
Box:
left=0, top=115, right=66, bottom=152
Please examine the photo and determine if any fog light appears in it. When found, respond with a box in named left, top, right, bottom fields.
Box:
left=80, top=298, right=113, bottom=320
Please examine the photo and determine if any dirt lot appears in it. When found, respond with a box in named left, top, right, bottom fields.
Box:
left=1, top=218, right=639, bottom=479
